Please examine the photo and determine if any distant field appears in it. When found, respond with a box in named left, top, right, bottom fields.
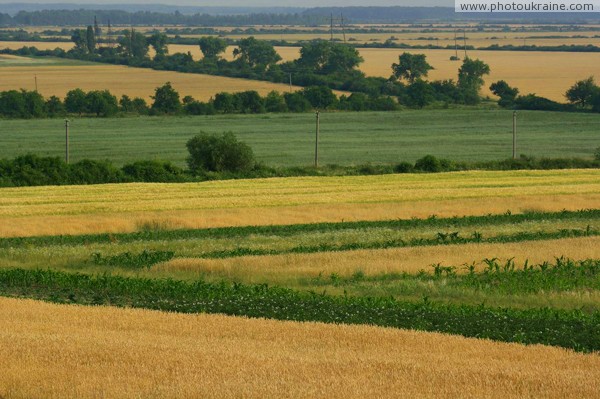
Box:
left=2, top=41, right=599, bottom=100
left=2, top=297, right=598, bottom=399
left=268, top=46, right=600, bottom=101
left=1, top=170, right=598, bottom=237
left=1, top=110, right=598, bottom=167
left=0, top=55, right=303, bottom=101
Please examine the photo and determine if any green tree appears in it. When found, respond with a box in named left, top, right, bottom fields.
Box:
left=592, top=90, right=600, bottom=113
left=22, top=89, right=47, bottom=118
left=213, top=92, right=240, bottom=113
left=148, top=32, right=169, bottom=58
left=233, top=37, right=281, bottom=70
left=65, top=88, right=87, bottom=115
left=297, top=41, right=363, bottom=74
left=151, top=82, right=181, bottom=114
left=0, top=90, right=27, bottom=118
left=406, top=80, right=435, bottom=108
left=458, top=58, right=490, bottom=104
left=302, top=86, right=337, bottom=109
left=45, top=95, right=65, bottom=117
left=392, top=53, right=433, bottom=83
left=86, top=25, right=96, bottom=54
left=85, top=90, right=118, bottom=117
left=236, top=91, right=265, bottom=114
left=198, top=36, right=228, bottom=60
left=186, top=132, right=255, bottom=173
left=118, top=29, right=149, bottom=58
left=70, top=29, right=88, bottom=53
left=489, top=80, right=519, bottom=108
left=565, top=77, right=598, bottom=108
left=284, top=92, right=312, bottom=112
left=264, top=91, right=288, bottom=113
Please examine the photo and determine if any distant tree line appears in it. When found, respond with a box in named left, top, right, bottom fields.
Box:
left=0, top=82, right=401, bottom=119
left=0, top=9, right=319, bottom=27
left=2, top=33, right=495, bottom=108
left=490, top=77, right=600, bottom=113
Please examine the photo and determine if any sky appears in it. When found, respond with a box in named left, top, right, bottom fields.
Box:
left=0, top=1, right=446, bottom=6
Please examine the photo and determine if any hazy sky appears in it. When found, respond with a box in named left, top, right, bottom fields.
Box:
left=0, top=1, right=446, bottom=6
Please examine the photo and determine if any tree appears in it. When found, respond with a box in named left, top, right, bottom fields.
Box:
left=198, top=36, right=228, bottom=60
left=392, top=53, right=433, bottom=83
left=236, top=91, right=265, bottom=114
left=86, top=25, right=96, bottom=54
left=297, top=41, right=363, bottom=74
left=85, top=90, right=118, bottom=117
left=148, top=32, right=169, bottom=58
left=458, top=58, right=490, bottom=105
left=213, top=92, right=240, bottom=113
left=284, top=92, right=312, bottom=112
left=22, top=89, right=46, bottom=118
left=592, top=89, right=600, bottom=113
left=565, top=77, right=598, bottom=108
left=186, top=132, right=255, bottom=174
left=302, top=86, right=337, bottom=109
left=70, top=29, right=88, bottom=53
left=490, top=80, right=519, bottom=108
left=151, top=82, right=181, bottom=114
left=264, top=91, right=288, bottom=113
left=233, top=37, right=281, bottom=70
left=458, top=58, right=490, bottom=91
left=118, top=29, right=149, bottom=58
left=65, top=88, right=87, bottom=115
left=406, top=80, right=435, bottom=108
left=45, top=95, right=65, bottom=117
left=0, top=90, right=27, bottom=118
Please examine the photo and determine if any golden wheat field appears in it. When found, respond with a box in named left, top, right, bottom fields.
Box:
left=267, top=46, right=600, bottom=101
left=0, top=297, right=598, bottom=399
left=1, top=170, right=599, bottom=237
left=160, top=236, right=600, bottom=282
left=1, top=39, right=599, bottom=100
left=0, top=56, right=302, bottom=101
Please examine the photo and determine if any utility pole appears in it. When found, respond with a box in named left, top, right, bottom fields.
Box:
left=65, top=119, right=70, bottom=164
left=454, top=29, right=459, bottom=59
left=289, top=73, right=293, bottom=92
left=330, top=14, right=334, bottom=42
left=315, top=111, right=320, bottom=168
left=341, top=14, right=346, bottom=43
left=512, top=111, right=517, bottom=159
left=463, top=29, right=468, bottom=59
left=34, top=75, right=38, bottom=92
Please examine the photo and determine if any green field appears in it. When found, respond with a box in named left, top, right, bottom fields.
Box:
left=2, top=109, right=599, bottom=166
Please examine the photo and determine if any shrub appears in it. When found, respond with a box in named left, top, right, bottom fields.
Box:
left=394, top=162, right=414, bottom=173
left=122, top=160, right=186, bottom=182
left=186, top=132, right=255, bottom=174
left=69, top=159, right=123, bottom=184
left=414, top=155, right=442, bottom=173
left=594, top=147, right=600, bottom=161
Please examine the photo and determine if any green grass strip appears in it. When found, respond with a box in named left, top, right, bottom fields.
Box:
left=0, top=268, right=598, bottom=353
left=2, top=209, right=599, bottom=249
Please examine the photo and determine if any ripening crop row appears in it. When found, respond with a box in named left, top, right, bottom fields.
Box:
left=0, top=268, right=598, bottom=352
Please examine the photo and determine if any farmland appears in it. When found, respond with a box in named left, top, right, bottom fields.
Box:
left=0, top=54, right=304, bottom=102
left=1, top=19, right=600, bottom=397
left=2, top=40, right=600, bottom=100
left=1, top=297, right=598, bottom=399
left=1, top=110, right=599, bottom=166
left=1, top=145, right=599, bottom=397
